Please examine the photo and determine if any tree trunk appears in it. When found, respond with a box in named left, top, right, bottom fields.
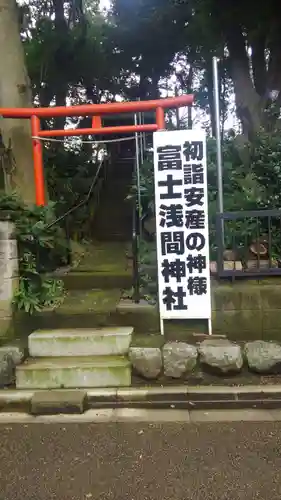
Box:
left=251, top=34, right=267, bottom=97
left=205, top=61, right=216, bottom=137
left=226, top=24, right=262, bottom=138
left=53, top=0, right=68, bottom=132
left=0, top=0, right=37, bottom=204
left=267, top=19, right=281, bottom=95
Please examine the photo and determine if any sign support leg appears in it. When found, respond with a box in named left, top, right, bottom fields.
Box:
left=160, top=318, right=165, bottom=336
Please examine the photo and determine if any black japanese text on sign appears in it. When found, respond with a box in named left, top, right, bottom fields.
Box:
left=153, top=130, right=211, bottom=320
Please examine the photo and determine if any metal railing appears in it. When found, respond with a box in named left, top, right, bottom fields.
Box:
left=132, top=196, right=140, bottom=302
left=216, top=209, right=281, bottom=278
left=131, top=112, right=144, bottom=303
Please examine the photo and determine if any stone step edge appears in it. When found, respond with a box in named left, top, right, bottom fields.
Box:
left=2, top=385, right=281, bottom=415
left=29, top=327, right=134, bottom=339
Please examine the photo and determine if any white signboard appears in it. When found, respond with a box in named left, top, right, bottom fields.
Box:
left=153, top=129, right=211, bottom=321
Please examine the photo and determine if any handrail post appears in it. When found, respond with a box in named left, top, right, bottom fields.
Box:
left=132, top=197, right=140, bottom=304
left=31, top=115, right=45, bottom=206
left=134, top=113, right=142, bottom=237
left=132, top=114, right=143, bottom=303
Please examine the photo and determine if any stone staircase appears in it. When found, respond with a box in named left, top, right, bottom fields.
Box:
left=15, top=155, right=137, bottom=390
left=92, top=160, right=134, bottom=242
left=15, top=240, right=136, bottom=390
left=16, top=327, right=132, bottom=389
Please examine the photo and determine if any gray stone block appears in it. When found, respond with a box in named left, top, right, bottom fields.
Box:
left=0, top=352, right=15, bottom=386
left=0, top=239, right=18, bottom=260
left=129, top=347, right=162, bottom=379
left=0, top=299, right=13, bottom=316
left=31, top=390, right=86, bottom=415
left=16, top=356, right=131, bottom=389
left=198, top=338, right=243, bottom=374
left=0, top=345, right=24, bottom=387
left=0, top=345, right=24, bottom=365
left=0, top=317, right=12, bottom=339
left=163, top=342, right=197, bottom=378
left=245, top=340, right=281, bottom=373
left=0, top=221, right=15, bottom=240
left=0, top=276, right=19, bottom=301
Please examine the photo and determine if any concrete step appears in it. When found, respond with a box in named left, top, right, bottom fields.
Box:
left=95, top=213, right=132, bottom=221
left=93, top=222, right=131, bottom=229
left=94, top=214, right=132, bottom=224
left=94, top=226, right=132, bottom=235
left=16, top=356, right=131, bottom=389
left=93, top=223, right=132, bottom=238
left=94, top=234, right=131, bottom=242
left=28, top=290, right=158, bottom=334
left=56, top=271, right=132, bottom=291
left=28, top=327, right=133, bottom=357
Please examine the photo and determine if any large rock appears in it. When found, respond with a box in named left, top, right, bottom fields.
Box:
left=0, top=345, right=24, bottom=366
left=163, top=342, right=197, bottom=378
left=198, top=338, right=243, bottom=374
left=0, top=352, right=15, bottom=387
left=0, top=346, right=24, bottom=387
left=245, top=341, right=281, bottom=373
left=129, top=347, right=162, bottom=379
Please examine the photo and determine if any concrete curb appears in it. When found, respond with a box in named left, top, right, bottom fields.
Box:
left=1, top=385, right=281, bottom=415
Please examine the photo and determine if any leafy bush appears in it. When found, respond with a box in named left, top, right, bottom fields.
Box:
left=250, top=130, right=281, bottom=209
left=44, top=145, right=103, bottom=241
left=0, top=193, right=66, bottom=314
left=206, top=135, right=267, bottom=257
left=136, top=131, right=281, bottom=282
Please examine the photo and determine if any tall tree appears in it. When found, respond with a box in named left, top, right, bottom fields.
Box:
left=0, top=0, right=37, bottom=203
left=112, top=0, right=281, bottom=138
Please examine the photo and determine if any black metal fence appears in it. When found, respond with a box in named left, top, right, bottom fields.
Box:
left=216, top=209, right=281, bottom=278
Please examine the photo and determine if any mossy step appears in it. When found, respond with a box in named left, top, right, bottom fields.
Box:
left=94, top=235, right=131, bottom=242
left=16, top=355, right=131, bottom=389
left=74, top=260, right=130, bottom=274
left=73, top=241, right=129, bottom=272
left=33, top=293, right=158, bottom=333
left=27, top=293, right=206, bottom=338
left=29, top=327, right=133, bottom=357
left=58, top=271, right=132, bottom=291
left=131, top=333, right=165, bottom=348
left=54, top=289, right=121, bottom=315
left=32, top=289, right=123, bottom=331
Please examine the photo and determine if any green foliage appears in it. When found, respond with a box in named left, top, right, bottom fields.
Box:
left=19, top=0, right=281, bottom=139
left=137, top=132, right=281, bottom=267
left=206, top=135, right=266, bottom=256
left=215, top=131, right=281, bottom=258
left=23, top=0, right=140, bottom=108
left=44, top=145, right=105, bottom=240
left=0, top=193, right=66, bottom=314
left=138, top=240, right=157, bottom=304
left=250, top=131, right=281, bottom=209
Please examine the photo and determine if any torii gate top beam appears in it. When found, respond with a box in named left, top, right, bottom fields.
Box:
left=0, top=94, right=193, bottom=119
left=0, top=94, right=194, bottom=205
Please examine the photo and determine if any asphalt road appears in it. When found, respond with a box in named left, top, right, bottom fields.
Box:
left=1, top=421, right=281, bottom=500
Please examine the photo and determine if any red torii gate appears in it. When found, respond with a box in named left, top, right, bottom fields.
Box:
left=0, top=95, right=193, bottom=206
